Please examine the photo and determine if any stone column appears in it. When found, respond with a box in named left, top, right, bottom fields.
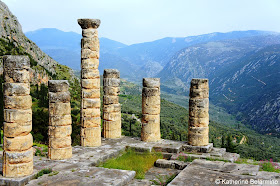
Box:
left=188, top=78, right=209, bottom=146
left=141, top=78, right=161, bottom=142
left=78, top=19, right=101, bottom=147
left=48, top=80, right=72, bottom=160
left=102, top=69, right=121, bottom=138
left=2, top=55, right=33, bottom=177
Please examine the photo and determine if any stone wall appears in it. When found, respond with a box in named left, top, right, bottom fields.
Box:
left=2, top=55, right=33, bottom=177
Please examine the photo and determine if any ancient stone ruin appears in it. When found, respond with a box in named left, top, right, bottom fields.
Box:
left=78, top=19, right=101, bottom=147
left=48, top=80, right=72, bottom=160
left=141, top=78, right=161, bottom=142
left=188, top=78, right=209, bottom=146
left=2, top=56, right=33, bottom=177
left=102, top=69, right=122, bottom=138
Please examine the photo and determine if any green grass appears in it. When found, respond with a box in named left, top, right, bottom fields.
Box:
left=100, top=149, right=162, bottom=179
left=259, top=160, right=280, bottom=173
left=33, top=142, right=48, bottom=157
left=34, top=168, right=52, bottom=179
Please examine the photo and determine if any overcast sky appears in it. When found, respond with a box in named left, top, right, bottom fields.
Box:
left=2, top=0, right=280, bottom=45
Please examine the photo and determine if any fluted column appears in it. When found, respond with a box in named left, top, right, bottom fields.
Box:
left=188, top=78, right=209, bottom=146
left=102, top=69, right=121, bottom=138
left=3, top=56, right=33, bottom=177
left=141, top=78, right=161, bottom=142
left=48, top=80, right=72, bottom=160
left=78, top=19, right=101, bottom=147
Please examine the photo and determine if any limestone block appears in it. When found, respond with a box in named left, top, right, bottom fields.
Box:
left=81, top=108, right=100, bottom=118
left=82, top=98, right=100, bottom=108
left=4, top=69, right=30, bottom=83
left=78, top=19, right=101, bottom=29
left=188, top=127, right=209, bottom=146
left=49, top=102, right=71, bottom=116
left=81, top=49, right=99, bottom=59
left=4, top=95, right=32, bottom=109
left=103, top=86, right=120, bottom=96
left=3, top=55, right=30, bottom=70
left=82, top=79, right=100, bottom=89
left=103, top=104, right=121, bottom=113
left=81, top=37, right=99, bottom=51
left=4, top=121, right=32, bottom=137
left=3, top=160, right=33, bottom=178
left=103, top=129, right=121, bottom=139
left=81, top=117, right=100, bottom=128
left=81, top=136, right=101, bottom=147
left=81, top=68, right=100, bottom=79
left=143, top=78, right=160, bottom=88
left=190, top=79, right=209, bottom=89
left=82, top=89, right=100, bottom=98
left=189, top=107, right=209, bottom=118
left=141, top=123, right=161, bottom=142
left=142, top=105, right=160, bottom=115
left=49, top=136, right=71, bottom=148
left=142, top=95, right=160, bottom=106
left=48, top=147, right=72, bottom=160
left=3, top=83, right=30, bottom=96
left=49, top=91, right=70, bottom=103
left=48, top=125, right=72, bottom=138
left=103, top=95, right=119, bottom=105
left=48, top=80, right=69, bottom=92
left=103, top=112, right=121, bottom=121
left=141, top=114, right=160, bottom=124
left=142, top=87, right=160, bottom=97
left=49, top=115, right=72, bottom=126
left=4, top=148, right=33, bottom=164
left=82, top=28, right=98, bottom=38
left=103, top=69, right=120, bottom=79
left=4, top=109, right=32, bottom=123
left=189, top=98, right=209, bottom=109
left=81, top=126, right=101, bottom=137
left=103, top=120, right=121, bottom=131
left=4, top=133, right=33, bottom=151
left=103, top=78, right=120, bottom=87
left=188, top=117, right=209, bottom=128
left=81, top=58, right=99, bottom=69
left=189, top=88, right=209, bottom=99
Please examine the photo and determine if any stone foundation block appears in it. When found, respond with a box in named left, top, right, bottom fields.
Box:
left=48, top=125, right=72, bottom=138
left=3, top=160, right=33, bottom=178
left=82, top=79, right=100, bottom=89
left=3, top=83, right=30, bottom=96
left=4, top=109, right=32, bottom=123
left=49, top=115, right=72, bottom=126
left=4, top=122, right=32, bottom=137
left=4, top=95, right=32, bottom=109
left=48, top=147, right=72, bottom=160
left=4, top=134, right=33, bottom=151
left=103, top=129, right=121, bottom=139
left=49, top=102, right=71, bottom=116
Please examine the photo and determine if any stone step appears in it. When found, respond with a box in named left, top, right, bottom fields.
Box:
left=155, top=159, right=189, bottom=170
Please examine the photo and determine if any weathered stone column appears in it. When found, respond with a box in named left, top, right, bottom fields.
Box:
left=78, top=19, right=101, bottom=147
left=3, top=55, right=33, bottom=177
left=102, top=69, right=121, bottom=138
left=48, top=80, right=72, bottom=160
left=141, top=78, right=161, bottom=142
left=188, top=78, right=209, bottom=146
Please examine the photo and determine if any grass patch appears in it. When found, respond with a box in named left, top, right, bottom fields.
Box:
left=100, top=149, right=162, bottom=179
left=33, top=142, right=48, bottom=157
left=34, top=168, right=52, bottom=179
left=259, top=160, right=280, bottom=173
left=206, top=157, right=230, bottom=162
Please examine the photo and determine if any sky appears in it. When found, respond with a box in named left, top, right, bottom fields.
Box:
left=2, top=0, right=280, bottom=45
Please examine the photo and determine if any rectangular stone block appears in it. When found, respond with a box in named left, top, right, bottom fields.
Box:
left=3, top=160, right=33, bottom=178
left=3, top=55, right=30, bottom=70
left=49, top=115, right=72, bottom=126
left=188, top=127, right=209, bottom=146
left=141, top=122, right=161, bottom=142
left=103, top=95, right=119, bottom=105
left=4, top=69, right=30, bottom=83
left=190, top=88, right=209, bottom=99
left=81, top=58, right=99, bottom=69
left=81, top=126, right=101, bottom=137
left=48, top=80, right=69, bottom=92
left=48, top=147, right=72, bottom=160
left=103, top=86, right=120, bottom=96
left=103, top=104, right=121, bottom=113
left=141, top=114, right=160, bottom=124
left=81, top=108, right=100, bottom=118
left=4, top=109, right=32, bottom=123
left=82, top=79, right=100, bottom=89
left=142, top=87, right=160, bottom=97
left=4, top=133, right=33, bottom=151
left=189, top=107, right=209, bottom=118
left=82, top=89, right=100, bottom=98
left=4, top=121, right=32, bottom=137
left=142, top=106, right=160, bottom=115
left=49, top=91, right=70, bottom=103
left=142, top=95, right=160, bottom=107
left=48, top=125, right=72, bottom=138
left=82, top=98, right=100, bottom=108
left=82, top=28, right=98, bottom=38
left=3, top=83, right=30, bottom=96
left=4, top=148, right=33, bottom=164
left=189, top=117, right=209, bottom=127
left=103, top=78, right=120, bottom=87
left=103, top=128, right=121, bottom=139
left=81, top=136, right=101, bottom=147
left=103, top=120, right=121, bottom=131
left=189, top=98, right=209, bottom=109
left=81, top=117, right=100, bottom=128
left=4, top=95, right=32, bottom=109
left=103, top=112, right=121, bottom=121
left=49, top=102, right=71, bottom=116
left=49, top=136, right=71, bottom=148
left=81, top=69, right=100, bottom=79
left=81, top=48, right=99, bottom=59
left=81, top=37, right=99, bottom=51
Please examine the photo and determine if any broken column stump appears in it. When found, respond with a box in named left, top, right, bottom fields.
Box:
left=141, top=78, right=161, bottom=142
left=78, top=19, right=101, bottom=147
left=102, top=69, right=121, bottom=138
left=3, top=55, right=33, bottom=177
left=48, top=80, right=72, bottom=160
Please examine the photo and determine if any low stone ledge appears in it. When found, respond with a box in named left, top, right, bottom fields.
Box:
left=155, top=159, right=189, bottom=170
left=182, top=143, right=213, bottom=153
